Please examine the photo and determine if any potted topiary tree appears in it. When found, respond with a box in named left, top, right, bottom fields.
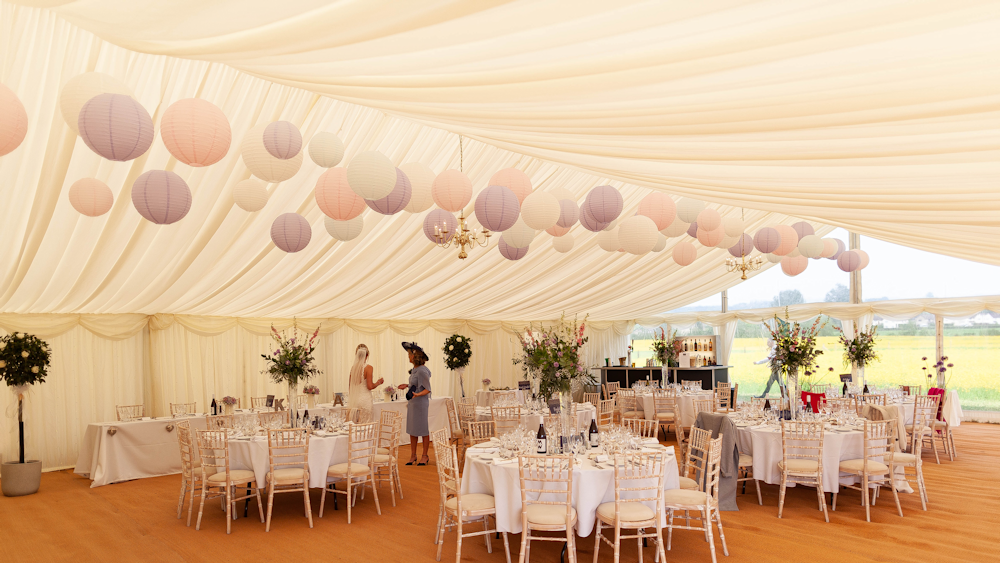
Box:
left=0, top=332, right=51, bottom=496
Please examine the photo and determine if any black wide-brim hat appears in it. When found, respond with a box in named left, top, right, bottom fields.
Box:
left=401, top=341, right=427, bottom=358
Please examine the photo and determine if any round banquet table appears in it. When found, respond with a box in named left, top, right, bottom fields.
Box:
left=636, top=391, right=714, bottom=428
left=460, top=443, right=680, bottom=535
left=227, top=431, right=352, bottom=489
left=475, top=403, right=597, bottom=434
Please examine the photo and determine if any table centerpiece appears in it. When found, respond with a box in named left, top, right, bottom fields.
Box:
left=443, top=334, right=472, bottom=398
left=302, top=385, right=320, bottom=408
left=836, top=323, right=879, bottom=389
left=767, top=312, right=825, bottom=419
left=261, top=324, right=321, bottom=426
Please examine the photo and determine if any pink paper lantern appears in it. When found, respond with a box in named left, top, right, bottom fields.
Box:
left=315, top=168, right=365, bottom=220
left=78, top=93, right=153, bottom=161
left=781, top=255, right=809, bottom=276
left=672, top=241, right=697, bottom=266
left=498, top=236, right=529, bottom=260
left=837, top=250, right=861, bottom=272
left=728, top=234, right=754, bottom=257
left=855, top=249, right=870, bottom=269
left=365, top=168, right=411, bottom=215
left=270, top=213, right=311, bottom=253
left=159, top=98, right=231, bottom=167
left=696, top=208, right=722, bottom=232
left=474, top=185, right=520, bottom=232
left=696, top=227, right=724, bottom=247
left=489, top=168, right=532, bottom=204
left=0, top=83, right=28, bottom=156
left=423, top=209, right=458, bottom=243
left=637, top=192, right=676, bottom=230
left=546, top=224, right=570, bottom=237
left=583, top=185, right=623, bottom=224
left=820, top=238, right=839, bottom=258
left=556, top=199, right=580, bottom=228
left=830, top=239, right=846, bottom=260
left=263, top=121, right=302, bottom=160
left=686, top=221, right=699, bottom=238
left=791, top=221, right=815, bottom=240
left=772, top=225, right=799, bottom=256
left=580, top=205, right=608, bottom=232
left=68, top=178, right=113, bottom=217
left=754, top=227, right=781, bottom=254
left=131, top=170, right=191, bottom=224
left=432, top=169, right=473, bottom=212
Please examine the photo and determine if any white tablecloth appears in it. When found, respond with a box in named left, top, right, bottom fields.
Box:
left=74, top=415, right=208, bottom=488
left=942, top=390, right=964, bottom=426
left=228, top=433, right=351, bottom=489
left=475, top=403, right=598, bottom=434
left=461, top=446, right=679, bottom=535
left=314, top=396, right=450, bottom=440
left=637, top=391, right=714, bottom=428
left=475, top=389, right=526, bottom=407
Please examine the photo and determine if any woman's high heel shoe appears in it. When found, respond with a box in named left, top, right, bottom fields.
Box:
left=405, top=457, right=417, bottom=465
left=417, top=455, right=430, bottom=466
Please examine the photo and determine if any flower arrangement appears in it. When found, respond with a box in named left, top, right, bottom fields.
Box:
left=801, top=364, right=836, bottom=392
left=650, top=328, right=681, bottom=366
left=0, top=332, right=52, bottom=464
left=766, top=312, right=826, bottom=377
left=221, top=396, right=239, bottom=406
left=383, top=385, right=396, bottom=399
left=922, top=355, right=953, bottom=387
left=836, top=324, right=880, bottom=369
left=482, top=378, right=491, bottom=389
left=513, top=314, right=593, bottom=399
left=260, top=324, right=322, bottom=387
left=443, top=334, right=472, bottom=370
left=302, top=385, right=320, bottom=396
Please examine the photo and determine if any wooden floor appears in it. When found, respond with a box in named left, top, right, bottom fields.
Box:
left=1, top=423, right=998, bottom=562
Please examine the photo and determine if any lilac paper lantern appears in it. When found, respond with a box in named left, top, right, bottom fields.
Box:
left=583, top=185, right=623, bottom=224
left=728, top=234, right=754, bottom=257
left=474, top=185, right=520, bottom=232
left=131, top=170, right=192, bottom=224
left=365, top=168, right=412, bottom=215
left=556, top=199, right=579, bottom=228
left=263, top=121, right=302, bottom=160
left=754, top=227, right=781, bottom=254
left=270, top=212, right=311, bottom=253
left=498, top=236, right=529, bottom=260
left=791, top=221, right=815, bottom=240
left=837, top=250, right=861, bottom=272
left=580, top=205, right=608, bottom=232
left=686, top=221, right=699, bottom=238
left=423, top=209, right=458, bottom=243
left=829, top=239, right=846, bottom=260
left=78, top=93, right=153, bottom=161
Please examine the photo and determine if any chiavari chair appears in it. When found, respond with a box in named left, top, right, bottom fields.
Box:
left=622, top=417, right=659, bottom=439
left=892, top=405, right=930, bottom=511
left=170, top=402, right=197, bottom=417
left=905, top=394, right=943, bottom=464
left=466, top=421, right=496, bottom=447
left=206, top=414, right=234, bottom=430
left=320, top=421, right=381, bottom=524
left=583, top=392, right=600, bottom=406
left=373, top=409, right=403, bottom=506
left=194, top=429, right=264, bottom=533
left=593, top=451, right=668, bottom=563
left=597, top=399, right=616, bottom=431
left=263, top=428, right=313, bottom=532
left=616, top=389, right=642, bottom=422
left=714, top=382, right=732, bottom=412
left=653, top=389, right=677, bottom=439
left=663, top=436, right=729, bottom=563
left=430, top=428, right=452, bottom=546
left=251, top=396, right=271, bottom=409
left=257, top=410, right=289, bottom=429
left=833, top=419, right=902, bottom=522
left=435, top=443, right=511, bottom=563
left=175, top=420, right=202, bottom=526
left=517, top=455, right=578, bottom=563
left=491, top=405, right=522, bottom=436
left=444, top=397, right=466, bottom=463
left=777, top=421, right=828, bottom=521
left=116, top=404, right=144, bottom=421
left=603, top=382, right=620, bottom=400
left=679, top=426, right=710, bottom=491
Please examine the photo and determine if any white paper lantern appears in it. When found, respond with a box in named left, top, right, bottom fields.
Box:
left=347, top=151, right=396, bottom=200
left=597, top=228, right=620, bottom=252
left=675, top=198, right=705, bottom=223
left=766, top=253, right=783, bottom=264
left=723, top=217, right=744, bottom=238
left=308, top=132, right=345, bottom=168
left=399, top=162, right=435, bottom=213
left=788, top=247, right=802, bottom=258
left=553, top=233, right=574, bottom=253
left=652, top=234, right=667, bottom=253
left=489, top=168, right=532, bottom=204
left=503, top=217, right=536, bottom=249
left=520, top=191, right=560, bottom=231
left=241, top=125, right=302, bottom=182
left=672, top=241, right=697, bottom=266
left=696, top=208, right=722, bottom=232
left=820, top=238, right=839, bottom=258
left=798, top=234, right=824, bottom=258
left=661, top=220, right=690, bottom=237
left=618, top=216, right=658, bottom=255
left=324, top=215, right=364, bottom=241
left=431, top=169, right=473, bottom=212
left=59, top=72, right=132, bottom=134
left=232, top=179, right=268, bottom=212
left=68, top=178, right=113, bottom=217
left=602, top=219, right=618, bottom=232
left=719, top=235, right=739, bottom=249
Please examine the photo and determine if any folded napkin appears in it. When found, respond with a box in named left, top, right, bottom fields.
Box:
left=493, top=457, right=517, bottom=466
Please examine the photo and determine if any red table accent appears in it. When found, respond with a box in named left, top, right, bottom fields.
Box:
left=800, top=391, right=826, bottom=412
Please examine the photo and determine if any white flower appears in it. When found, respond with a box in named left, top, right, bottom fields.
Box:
left=0, top=342, right=5, bottom=350
left=0, top=360, right=5, bottom=368
left=31, top=366, right=39, bottom=374
left=456, top=336, right=463, bottom=342
left=21, top=351, right=29, bottom=358
left=449, top=345, right=454, bottom=351
left=16, top=333, right=24, bottom=338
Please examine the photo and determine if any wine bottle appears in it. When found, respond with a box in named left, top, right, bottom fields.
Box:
left=211, top=395, right=217, bottom=416
left=863, top=383, right=870, bottom=394
left=589, top=418, right=600, bottom=448
left=804, top=396, right=812, bottom=413
left=843, top=381, right=849, bottom=396
left=303, top=409, right=310, bottom=428
left=536, top=423, right=547, bottom=454
left=684, top=341, right=688, bottom=352
left=764, top=398, right=771, bottom=411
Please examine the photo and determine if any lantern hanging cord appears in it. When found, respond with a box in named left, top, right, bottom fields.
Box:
left=459, top=134, right=464, bottom=173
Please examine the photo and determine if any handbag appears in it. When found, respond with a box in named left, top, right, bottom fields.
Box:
left=406, top=385, right=417, bottom=401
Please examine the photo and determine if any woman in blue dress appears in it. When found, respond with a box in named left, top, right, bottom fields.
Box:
left=398, top=342, right=432, bottom=465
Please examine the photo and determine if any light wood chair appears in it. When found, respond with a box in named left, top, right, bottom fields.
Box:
left=466, top=421, right=496, bottom=447
left=320, top=421, right=381, bottom=524
left=900, top=385, right=922, bottom=396
left=826, top=397, right=857, bottom=413
left=663, top=435, right=729, bottom=563
left=736, top=448, right=762, bottom=506
left=622, top=417, right=659, bottom=439
left=892, top=406, right=930, bottom=511
left=749, top=397, right=768, bottom=410
left=345, top=407, right=361, bottom=423
left=170, top=402, right=197, bottom=417
left=257, top=410, right=289, bottom=429
left=603, top=382, right=620, bottom=400
left=431, top=427, right=452, bottom=546
left=263, top=428, right=313, bottom=532
left=206, top=414, right=234, bottom=430
left=810, top=384, right=830, bottom=395
left=616, top=389, right=642, bottom=422
left=593, top=451, right=668, bottom=563
left=116, top=404, right=144, bottom=421
left=681, top=380, right=702, bottom=390
left=653, top=389, right=677, bottom=439
left=444, top=398, right=465, bottom=462
left=491, top=405, right=522, bottom=436
left=833, top=419, right=902, bottom=522
left=582, top=392, right=600, bottom=406
left=859, top=394, right=887, bottom=409
left=929, top=393, right=957, bottom=461
left=251, top=396, right=271, bottom=409
left=194, top=428, right=264, bottom=533
left=373, top=409, right=403, bottom=506
left=493, top=390, right=519, bottom=407
left=678, top=426, right=710, bottom=491
left=516, top=455, right=578, bottom=563
left=905, top=394, right=943, bottom=464
left=175, top=420, right=202, bottom=526
left=777, top=421, right=828, bottom=522
left=295, top=394, right=308, bottom=408
left=457, top=401, right=478, bottom=442
left=435, top=443, right=511, bottom=563
left=714, top=382, right=732, bottom=412
left=597, top=399, right=616, bottom=430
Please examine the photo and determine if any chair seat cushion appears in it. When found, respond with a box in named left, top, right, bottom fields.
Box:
left=207, top=469, right=255, bottom=484
left=839, top=459, right=889, bottom=473
left=268, top=467, right=307, bottom=483
left=525, top=504, right=577, bottom=526
left=738, top=454, right=752, bottom=467
left=372, top=454, right=393, bottom=464
left=451, top=429, right=464, bottom=439
left=621, top=411, right=642, bottom=418
left=597, top=501, right=656, bottom=523
left=327, top=462, right=371, bottom=476
left=933, top=420, right=949, bottom=428
left=655, top=413, right=675, bottom=421
left=445, top=493, right=495, bottom=514
left=663, top=488, right=708, bottom=506
left=892, top=452, right=917, bottom=464
left=779, top=459, right=819, bottom=473
left=678, top=476, right=700, bottom=490
left=376, top=447, right=390, bottom=455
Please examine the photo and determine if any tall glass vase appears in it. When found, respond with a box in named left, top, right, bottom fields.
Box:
left=287, top=382, right=298, bottom=427
left=558, top=383, right=573, bottom=452
left=786, top=368, right=799, bottom=421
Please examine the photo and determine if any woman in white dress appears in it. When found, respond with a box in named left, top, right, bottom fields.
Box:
left=347, top=344, right=383, bottom=423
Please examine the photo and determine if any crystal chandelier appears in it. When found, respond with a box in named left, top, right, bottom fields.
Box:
left=433, top=135, right=491, bottom=259
left=725, top=208, right=765, bottom=280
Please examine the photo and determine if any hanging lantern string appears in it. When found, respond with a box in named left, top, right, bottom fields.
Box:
left=459, top=134, right=464, bottom=173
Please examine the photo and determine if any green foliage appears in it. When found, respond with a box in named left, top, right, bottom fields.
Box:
left=824, top=283, right=849, bottom=303
left=767, top=311, right=826, bottom=376
left=771, top=289, right=804, bottom=307
left=514, top=315, right=589, bottom=399
left=0, top=332, right=51, bottom=388
left=837, top=324, right=880, bottom=368
left=443, top=334, right=472, bottom=370
left=650, top=328, right=681, bottom=364
left=260, top=325, right=322, bottom=387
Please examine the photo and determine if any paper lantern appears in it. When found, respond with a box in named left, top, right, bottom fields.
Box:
left=619, top=216, right=658, bottom=255
left=830, top=239, right=846, bottom=260
left=503, top=217, right=536, bottom=248
left=798, top=234, right=824, bottom=258
left=675, top=198, right=705, bottom=223
left=347, top=151, right=396, bottom=200
left=791, top=221, right=815, bottom=240
left=489, top=168, right=532, bottom=204
left=723, top=217, right=744, bottom=238
left=59, top=72, right=131, bottom=134
left=553, top=234, right=574, bottom=253
left=596, top=228, right=620, bottom=252
left=159, top=98, right=231, bottom=167
left=696, top=208, right=722, bottom=232
left=78, top=93, right=153, bottom=161
left=820, top=238, right=839, bottom=258
left=431, top=169, right=473, bottom=212
left=241, top=125, right=302, bottom=182
left=0, top=84, right=28, bottom=156
left=131, top=170, right=191, bottom=224
left=263, top=121, right=302, bottom=160
left=855, top=249, right=870, bottom=269
left=233, top=179, right=268, bottom=212
left=672, top=241, right=697, bottom=266
left=68, top=178, right=113, bottom=217
left=498, top=236, right=529, bottom=261
left=788, top=248, right=801, bottom=258
left=546, top=224, right=570, bottom=237
left=473, top=185, right=519, bottom=232
left=766, top=253, right=783, bottom=264
left=728, top=234, right=754, bottom=257
left=661, top=220, right=689, bottom=237
left=400, top=162, right=435, bottom=213
left=837, top=250, right=861, bottom=272
left=308, top=132, right=345, bottom=168
left=520, top=191, right=560, bottom=231
left=324, top=215, right=363, bottom=242
left=580, top=206, right=608, bottom=232
left=423, top=209, right=457, bottom=243
left=719, top=235, right=739, bottom=249
left=365, top=168, right=411, bottom=215
left=603, top=218, right=618, bottom=232
left=637, top=192, right=676, bottom=230
left=686, top=222, right=699, bottom=238
left=754, top=227, right=781, bottom=254
left=556, top=199, right=580, bottom=228
left=583, top=185, right=623, bottom=224
left=772, top=225, right=799, bottom=256
left=271, top=213, right=311, bottom=253
left=314, top=168, right=364, bottom=220
left=652, top=234, right=667, bottom=253
left=697, top=227, right=724, bottom=247
left=781, top=255, right=809, bottom=276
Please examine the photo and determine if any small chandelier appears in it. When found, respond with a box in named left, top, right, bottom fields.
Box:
left=725, top=208, right=765, bottom=280
left=434, top=210, right=491, bottom=259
